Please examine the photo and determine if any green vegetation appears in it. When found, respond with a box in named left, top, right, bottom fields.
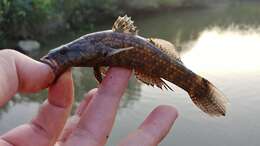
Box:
left=0, top=0, right=56, bottom=37
left=0, top=0, right=214, bottom=47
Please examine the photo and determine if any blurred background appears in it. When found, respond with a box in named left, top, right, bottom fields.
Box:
left=1, top=0, right=260, bottom=145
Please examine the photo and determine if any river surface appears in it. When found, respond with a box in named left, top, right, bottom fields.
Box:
left=1, top=2, right=260, bottom=146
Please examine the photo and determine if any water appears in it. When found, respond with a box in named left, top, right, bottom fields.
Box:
left=1, top=2, right=260, bottom=145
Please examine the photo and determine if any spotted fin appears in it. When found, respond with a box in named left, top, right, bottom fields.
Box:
left=135, top=70, right=173, bottom=91
left=148, top=38, right=182, bottom=64
left=94, top=66, right=103, bottom=83
left=188, top=77, right=228, bottom=116
left=93, top=66, right=108, bottom=83
left=112, top=15, right=138, bottom=35
left=99, top=66, right=107, bottom=75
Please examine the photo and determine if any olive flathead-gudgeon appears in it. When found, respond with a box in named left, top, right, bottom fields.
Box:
left=41, top=15, right=228, bottom=116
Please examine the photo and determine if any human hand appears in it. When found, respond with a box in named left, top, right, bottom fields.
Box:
left=0, top=50, right=178, bottom=146
left=0, top=49, right=54, bottom=106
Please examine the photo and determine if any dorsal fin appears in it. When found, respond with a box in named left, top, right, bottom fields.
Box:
left=112, top=15, right=138, bottom=35
left=148, top=38, right=183, bottom=64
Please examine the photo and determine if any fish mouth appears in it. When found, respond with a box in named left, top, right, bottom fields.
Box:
left=40, top=56, right=59, bottom=76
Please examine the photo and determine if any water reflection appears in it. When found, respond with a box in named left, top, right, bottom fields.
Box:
left=120, top=77, right=142, bottom=108
left=182, top=26, right=260, bottom=74
left=71, top=68, right=142, bottom=107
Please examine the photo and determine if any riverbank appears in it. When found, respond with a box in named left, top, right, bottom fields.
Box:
left=1, top=0, right=253, bottom=50
left=0, top=0, right=218, bottom=49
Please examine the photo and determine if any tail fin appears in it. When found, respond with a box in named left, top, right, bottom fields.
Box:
left=188, top=78, right=228, bottom=116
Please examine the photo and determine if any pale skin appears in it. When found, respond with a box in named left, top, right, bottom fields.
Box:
left=0, top=49, right=178, bottom=146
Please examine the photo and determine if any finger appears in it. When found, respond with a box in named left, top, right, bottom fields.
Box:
left=118, top=105, right=178, bottom=146
left=64, top=67, right=132, bottom=146
left=13, top=50, right=54, bottom=92
left=0, top=49, right=54, bottom=106
left=57, top=88, right=98, bottom=144
left=0, top=140, right=12, bottom=146
left=75, top=89, right=98, bottom=116
left=0, top=70, right=74, bottom=146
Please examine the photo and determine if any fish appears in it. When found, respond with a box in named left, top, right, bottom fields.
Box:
left=41, top=15, right=228, bottom=116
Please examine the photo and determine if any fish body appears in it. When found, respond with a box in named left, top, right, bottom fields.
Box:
left=41, top=15, right=227, bottom=116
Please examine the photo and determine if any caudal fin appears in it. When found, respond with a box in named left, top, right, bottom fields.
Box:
left=188, top=78, right=228, bottom=116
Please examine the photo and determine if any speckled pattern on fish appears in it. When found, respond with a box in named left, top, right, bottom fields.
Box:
left=41, top=15, right=228, bottom=116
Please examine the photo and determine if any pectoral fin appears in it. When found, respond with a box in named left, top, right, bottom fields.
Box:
left=106, top=47, right=134, bottom=57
